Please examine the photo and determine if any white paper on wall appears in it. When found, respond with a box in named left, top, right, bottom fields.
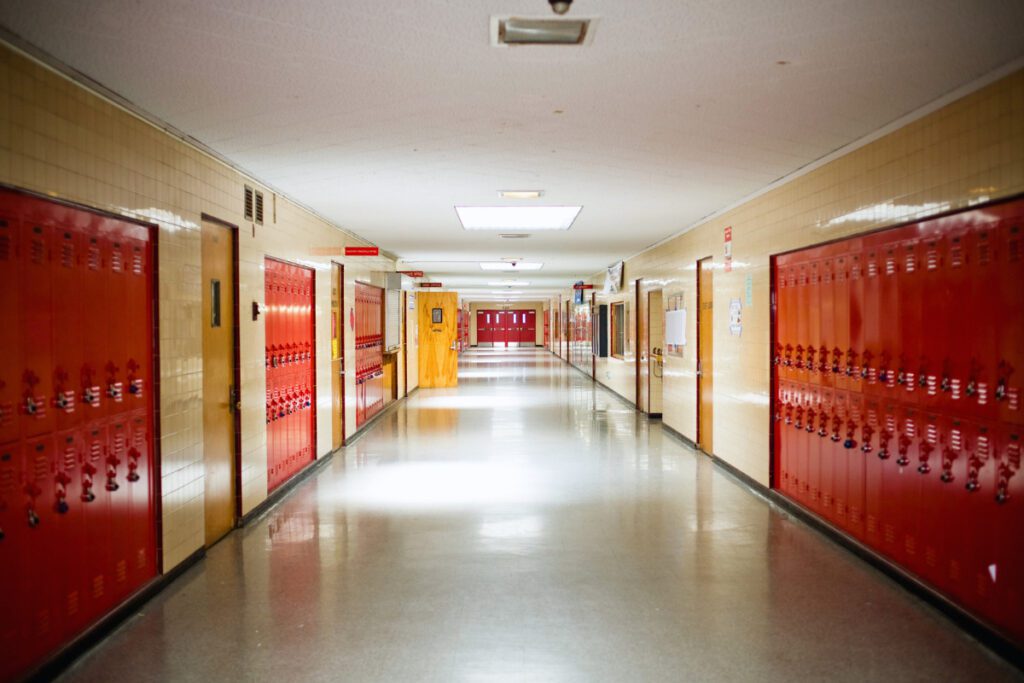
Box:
left=665, top=308, right=686, bottom=346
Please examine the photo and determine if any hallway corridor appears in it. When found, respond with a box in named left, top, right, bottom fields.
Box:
left=58, top=349, right=1018, bottom=682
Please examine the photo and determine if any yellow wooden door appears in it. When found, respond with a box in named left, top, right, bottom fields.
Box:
left=201, top=219, right=236, bottom=546
left=417, top=292, right=458, bottom=387
left=697, top=258, right=714, bottom=455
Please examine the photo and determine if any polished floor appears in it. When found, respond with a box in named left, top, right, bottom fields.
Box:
left=60, top=349, right=1020, bottom=682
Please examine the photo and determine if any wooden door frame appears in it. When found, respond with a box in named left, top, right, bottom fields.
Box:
left=402, top=290, right=408, bottom=395
left=647, top=286, right=663, bottom=413
left=635, top=278, right=642, bottom=408
left=696, top=256, right=712, bottom=453
left=591, top=292, right=596, bottom=378
left=200, top=213, right=242, bottom=521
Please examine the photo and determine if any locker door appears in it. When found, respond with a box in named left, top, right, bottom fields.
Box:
left=0, top=441, right=31, bottom=680
left=20, top=220, right=56, bottom=439
left=0, top=214, right=19, bottom=446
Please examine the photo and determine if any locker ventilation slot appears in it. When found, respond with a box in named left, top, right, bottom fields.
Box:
left=31, top=236, right=45, bottom=265
left=88, top=241, right=101, bottom=270
left=32, top=453, right=48, bottom=480
left=61, top=235, right=74, bottom=267
left=244, top=185, right=254, bottom=221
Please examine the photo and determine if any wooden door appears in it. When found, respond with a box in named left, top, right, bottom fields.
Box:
left=201, top=219, right=236, bottom=546
left=648, top=289, right=664, bottom=416
left=697, top=258, right=714, bottom=454
left=636, top=279, right=647, bottom=412
left=418, top=292, right=458, bottom=387
left=330, top=263, right=344, bottom=449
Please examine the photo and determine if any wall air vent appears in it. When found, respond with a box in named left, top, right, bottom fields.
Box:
left=254, top=190, right=264, bottom=225
left=493, top=17, right=593, bottom=46
left=244, top=185, right=254, bottom=221
left=245, top=185, right=265, bottom=225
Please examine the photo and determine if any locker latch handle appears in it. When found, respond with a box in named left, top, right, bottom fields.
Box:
left=860, top=424, right=874, bottom=453
left=896, top=434, right=912, bottom=467
left=940, top=447, right=957, bottom=483
left=916, top=442, right=934, bottom=474
left=877, top=429, right=892, bottom=460
left=81, top=462, right=97, bottom=502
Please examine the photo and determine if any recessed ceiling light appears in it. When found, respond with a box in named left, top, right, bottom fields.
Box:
left=480, top=262, right=544, bottom=271
left=499, top=190, right=544, bottom=199
left=497, top=17, right=589, bottom=45
left=456, top=206, right=582, bottom=231
left=488, top=281, right=530, bottom=286
left=500, top=233, right=530, bottom=239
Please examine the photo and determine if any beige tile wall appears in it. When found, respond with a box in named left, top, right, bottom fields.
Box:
left=0, top=44, right=401, bottom=570
left=551, top=69, right=1024, bottom=487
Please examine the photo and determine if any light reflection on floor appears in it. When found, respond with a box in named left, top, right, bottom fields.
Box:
left=56, top=348, right=1022, bottom=683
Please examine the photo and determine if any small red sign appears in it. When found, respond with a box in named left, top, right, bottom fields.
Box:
left=573, top=283, right=594, bottom=290
left=420, top=282, right=442, bottom=288
left=398, top=270, right=424, bottom=278
left=724, top=226, right=733, bottom=273
left=345, top=246, right=379, bottom=256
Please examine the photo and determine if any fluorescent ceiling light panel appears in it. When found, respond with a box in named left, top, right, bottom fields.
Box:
left=456, top=206, right=581, bottom=231
left=498, top=190, right=543, bottom=199
left=488, top=281, right=530, bottom=286
left=480, top=262, right=544, bottom=271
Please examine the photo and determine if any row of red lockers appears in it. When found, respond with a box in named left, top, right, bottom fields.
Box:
left=773, top=197, right=1023, bottom=643
left=0, top=189, right=158, bottom=680
left=354, top=282, right=384, bottom=427
left=264, top=259, right=315, bottom=492
left=477, top=309, right=537, bottom=344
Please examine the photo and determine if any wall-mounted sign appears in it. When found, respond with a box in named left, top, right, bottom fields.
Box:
left=398, top=270, right=424, bottom=277
left=729, top=297, right=742, bottom=336
left=420, top=282, right=443, bottom=288
left=573, top=283, right=594, bottom=290
left=605, top=261, right=624, bottom=293
left=665, top=308, right=687, bottom=347
left=724, top=227, right=733, bottom=273
left=345, top=246, right=379, bottom=256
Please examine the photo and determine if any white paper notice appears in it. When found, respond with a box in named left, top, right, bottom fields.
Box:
left=666, top=308, right=687, bottom=346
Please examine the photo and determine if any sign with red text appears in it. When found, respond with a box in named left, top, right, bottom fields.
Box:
left=398, top=270, right=424, bottom=278
left=419, top=282, right=442, bottom=288
left=345, top=246, right=379, bottom=256
left=573, top=283, right=594, bottom=290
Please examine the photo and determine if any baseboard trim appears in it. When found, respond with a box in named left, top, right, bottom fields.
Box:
left=238, top=449, right=336, bottom=527
left=646, top=400, right=1023, bottom=669
left=342, top=393, right=410, bottom=448
left=24, top=546, right=206, bottom=683
left=765, top=490, right=1024, bottom=670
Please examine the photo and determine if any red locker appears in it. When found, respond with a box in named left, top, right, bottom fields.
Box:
left=264, top=259, right=315, bottom=491
left=354, top=282, right=383, bottom=427
left=0, top=189, right=157, bottom=682
left=773, top=195, right=1024, bottom=645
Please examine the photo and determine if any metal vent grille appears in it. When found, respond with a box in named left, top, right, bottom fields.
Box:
left=244, top=185, right=254, bottom=221
left=254, top=190, right=265, bottom=225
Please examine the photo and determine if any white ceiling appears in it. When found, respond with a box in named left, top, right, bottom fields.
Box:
left=3, top=0, right=1024, bottom=300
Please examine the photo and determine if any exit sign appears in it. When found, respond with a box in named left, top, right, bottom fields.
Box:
left=398, top=270, right=424, bottom=277
left=573, top=283, right=594, bottom=290
left=345, top=246, right=379, bottom=256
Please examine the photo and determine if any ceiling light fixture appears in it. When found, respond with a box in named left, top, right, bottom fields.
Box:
left=488, top=281, right=530, bottom=286
left=456, top=206, right=581, bottom=231
left=500, top=233, right=530, bottom=239
left=497, top=17, right=589, bottom=45
left=480, top=262, right=544, bottom=271
left=499, top=190, right=544, bottom=199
